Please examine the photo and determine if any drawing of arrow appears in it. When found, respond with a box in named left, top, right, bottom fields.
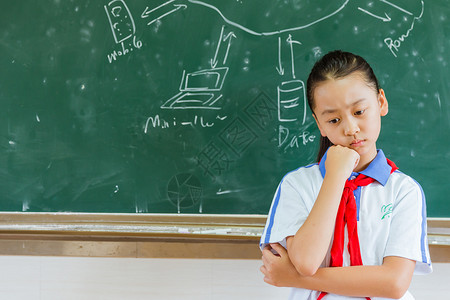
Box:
left=141, top=0, right=175, bottom=18
left=276, top=37, right=285, bottom=76
left=357, top=7, right=391, bottom=22
left=142, top=1, right=187, bottom=26
left=141, top=6, right=154, bottom=18
left=287, top=34, right=301, bottom=79
left=211, top=26, right=225, bottom=68
left=379, top=0, right=413, bottom=16
left=222, top=31, right=236, bottom=65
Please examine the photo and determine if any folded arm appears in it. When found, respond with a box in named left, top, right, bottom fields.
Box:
left=261, top=243, right=415, bottom=299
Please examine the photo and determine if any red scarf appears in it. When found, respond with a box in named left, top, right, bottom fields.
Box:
left=317, top=159, right=398, bottom=300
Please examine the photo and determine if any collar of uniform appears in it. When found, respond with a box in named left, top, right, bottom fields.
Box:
left=319, top=149, right=392, bottom=186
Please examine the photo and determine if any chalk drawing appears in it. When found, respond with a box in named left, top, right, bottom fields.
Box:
left=187, top=0, right=350, bottom=36
left=167, top=173, right=203, bottom=213
left=211, top=25, right=236, bottom=68
left=276, top=36, right=284, bottom=76
left=277, top=80, right=307, bottom=125
left=141, top=0, right=187, bottom=26
left=104, top=0, right=135, bottom=44
left=358, top=7, right=392, bottom=22
left=162, top=26, right=234, bottom=110
left=104, top=0, right=142, bottom=63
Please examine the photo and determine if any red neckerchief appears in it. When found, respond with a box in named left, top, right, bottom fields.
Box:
left=317, top=159, right=398, bottom=300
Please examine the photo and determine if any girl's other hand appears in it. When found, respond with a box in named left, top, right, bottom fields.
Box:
left=325, top=145, right=360, bottom=179
left=261, top=243, right=302, bottom=287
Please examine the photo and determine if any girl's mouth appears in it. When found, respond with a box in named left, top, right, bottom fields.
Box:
left=351, top=139, right=364, bottom=147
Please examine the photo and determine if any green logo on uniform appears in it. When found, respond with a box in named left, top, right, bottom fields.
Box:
left=381, top=204, right=393, bottom=220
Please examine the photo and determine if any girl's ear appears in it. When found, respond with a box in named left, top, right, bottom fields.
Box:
left=378, top=89, right=389, bottom=116
left=313, top=113, right=327, bottom=137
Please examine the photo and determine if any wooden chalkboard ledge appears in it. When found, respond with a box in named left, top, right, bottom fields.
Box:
left=0, top=213, right=448, bottom=261
left=0, top=212, right=265, bottom=240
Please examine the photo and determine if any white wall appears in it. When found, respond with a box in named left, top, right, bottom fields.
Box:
left=0, top=256, right=447, bottom=300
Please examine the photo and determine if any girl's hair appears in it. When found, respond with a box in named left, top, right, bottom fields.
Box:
left=306, top=50, right=380, bottom=162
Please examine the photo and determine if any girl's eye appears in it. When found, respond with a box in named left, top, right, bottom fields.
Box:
left=355, top=110, right=365, bottom=116
left=328, top=118, right=339, bottom=124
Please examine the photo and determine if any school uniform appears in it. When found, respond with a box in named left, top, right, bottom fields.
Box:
left=260, top=150, right=432, bottom=300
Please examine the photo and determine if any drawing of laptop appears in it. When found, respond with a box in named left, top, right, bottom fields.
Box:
left=161, top=67, right=228, bottom=110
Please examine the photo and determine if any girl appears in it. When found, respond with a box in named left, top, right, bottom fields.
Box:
left=259, top=50, right=432, bottom=300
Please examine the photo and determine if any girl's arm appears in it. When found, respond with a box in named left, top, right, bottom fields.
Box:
left=287, top=145, right=360, bottom=276
left=261, top=244, right=415, bottom=299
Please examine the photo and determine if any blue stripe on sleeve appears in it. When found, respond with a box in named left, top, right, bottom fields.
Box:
left=263, top=163, right=317, bottom=246
left=417, top=181, right=429, bottom=264
left=264, top=182, right=283, bottom=245
left=410, top=176, right=429, bottom=264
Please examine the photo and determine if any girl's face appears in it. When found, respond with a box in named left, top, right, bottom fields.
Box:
left=312, top=72, right=388, bottom=170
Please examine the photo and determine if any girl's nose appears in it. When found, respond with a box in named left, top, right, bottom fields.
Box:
left=344, top=118, right=360, bottom=136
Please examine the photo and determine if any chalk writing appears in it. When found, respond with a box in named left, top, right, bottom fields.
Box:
left=278, top=125, right=316, bottom=153
left=384, top=1, right=424, bottom=58
left=144, top=114, right=228, bottom=133
left=107, top=36, right=142, bottom=63
left=105, top=0, right=142, bottom=63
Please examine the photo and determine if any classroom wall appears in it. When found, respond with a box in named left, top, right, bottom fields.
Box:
left=0, top=256, right=449, bottom=300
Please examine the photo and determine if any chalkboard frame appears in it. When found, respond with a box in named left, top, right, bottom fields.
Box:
left=0, top=0, right=448, bottom=217
left=0, top=213, right=448, bottom=260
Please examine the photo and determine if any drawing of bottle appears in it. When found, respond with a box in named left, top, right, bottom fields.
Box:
left=277, top=79, right=306, bottom=125
left=104, top=0, right=136, bottom=44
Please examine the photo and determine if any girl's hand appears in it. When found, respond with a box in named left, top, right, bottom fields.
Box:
left=261, top=243, right=302, bottom=287
left=325, top=145, right=360, bottom=179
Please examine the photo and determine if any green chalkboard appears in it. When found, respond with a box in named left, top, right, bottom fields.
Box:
left=0, top=0, right=448, bottom=216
